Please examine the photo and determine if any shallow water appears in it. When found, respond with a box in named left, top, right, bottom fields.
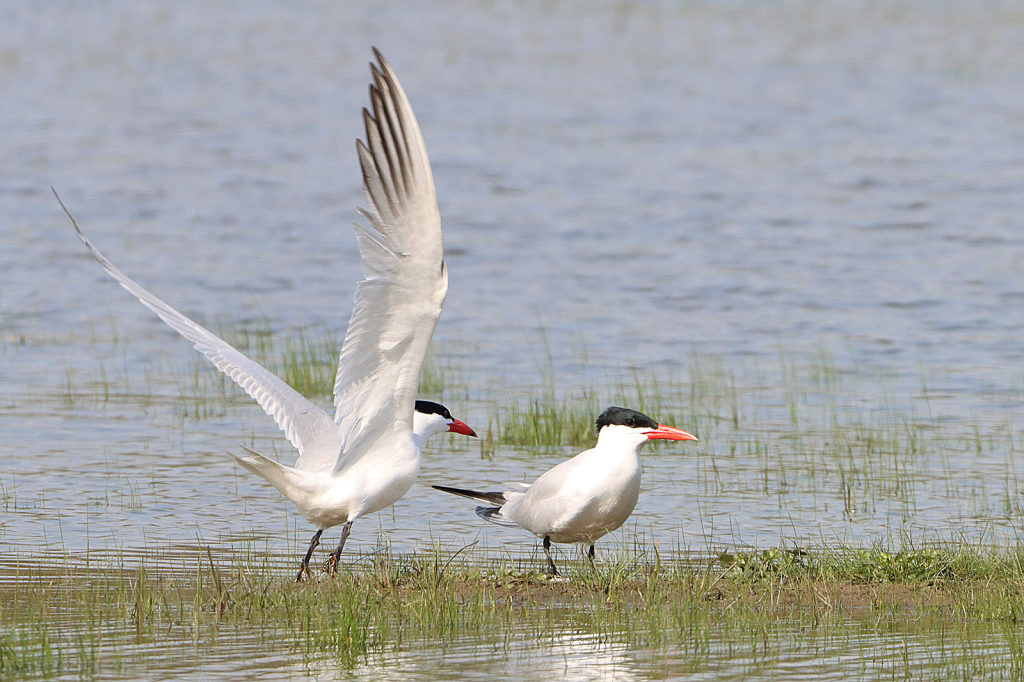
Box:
left=3, top=0, right=1024, bottom=677
left=5, top=563, right=1023, bottom=682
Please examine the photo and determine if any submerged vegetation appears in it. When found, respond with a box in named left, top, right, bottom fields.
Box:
left=28, top=316, right=1024, bottom=533
left=7, top=543, right=1024, bottom=679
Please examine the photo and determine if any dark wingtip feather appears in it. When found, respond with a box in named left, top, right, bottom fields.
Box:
left=370, top=49, right=394, bottom=87
left=475, top=506, right=501, bottom=522
left=432, top=485, right=506, bottom=506
left=475, top=506, right=518, bottom=528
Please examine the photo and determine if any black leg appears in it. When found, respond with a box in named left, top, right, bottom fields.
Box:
left=588, top=544, right=596, bottom=561
left=297, top=529, right=323, bottom=582
left=543, top=535, right=559, bottom=576
left=327, top=521, right=354, bottom=576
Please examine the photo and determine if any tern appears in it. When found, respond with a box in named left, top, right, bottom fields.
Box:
left=62, top=49, right=477, bottom=581
left=433, top=406, right=696, bottom=575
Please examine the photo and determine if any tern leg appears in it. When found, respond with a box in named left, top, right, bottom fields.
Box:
left=587, top=544, right=596, bottom=561
left=543, top=536, right=559, bottom=576
left=326, top=521, right=354, bottom=576
left=297, top=529, right=323, bottom=582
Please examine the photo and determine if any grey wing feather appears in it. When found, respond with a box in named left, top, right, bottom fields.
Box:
left=64, top=205, right=342, bottom=470
left=332, top=49, right=446, bottom=468
left=476, top=506, right=519, bottom=528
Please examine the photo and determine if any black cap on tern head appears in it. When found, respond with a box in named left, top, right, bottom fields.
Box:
left=415, top=400, right=452, bottom=421
left=595, top=406, right=659, bottom=434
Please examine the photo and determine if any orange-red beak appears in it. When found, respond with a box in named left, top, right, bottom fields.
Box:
left=447, top=419, right=478, bottom=437
left=646, top=424, right=698, bottom=441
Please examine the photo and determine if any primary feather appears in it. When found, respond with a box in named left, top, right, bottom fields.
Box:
left=327, top=48, right=446, bottom=474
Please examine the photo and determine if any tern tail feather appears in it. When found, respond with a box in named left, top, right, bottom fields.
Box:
left=234, top=447, right=312, bottom=503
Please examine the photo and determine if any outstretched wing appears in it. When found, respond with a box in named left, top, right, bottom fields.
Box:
left=330, top=49, right=446, bottom=470
left=62, top=198, right=342, bottom=469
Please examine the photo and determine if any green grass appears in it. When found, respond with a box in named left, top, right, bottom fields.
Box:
left=719, top=543, right=1003, bottom=586
left=7, top=543, right=1024, bottom=679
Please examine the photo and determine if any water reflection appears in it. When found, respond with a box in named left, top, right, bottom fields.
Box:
left=9, top=588, right=1017, bottom=682
left=343, top=630, right=639, bottom=682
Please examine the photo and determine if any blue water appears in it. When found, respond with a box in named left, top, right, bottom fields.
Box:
left=2, top=1, right=1024, bottom=677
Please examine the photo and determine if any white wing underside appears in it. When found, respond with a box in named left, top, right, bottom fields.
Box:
left=329, top=49, right=445, bottom=472
left=67, top=223, right=343, bottom=467
left=66, top=50, right=444, bottom=476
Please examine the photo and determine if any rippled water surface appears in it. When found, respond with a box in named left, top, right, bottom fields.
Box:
left=3, top=0, right=1024, bottom=678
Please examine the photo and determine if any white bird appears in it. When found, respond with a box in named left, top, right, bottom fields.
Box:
left=62, top=48, right=477, bottom=581
left=433, top=406, right=696, bottom=575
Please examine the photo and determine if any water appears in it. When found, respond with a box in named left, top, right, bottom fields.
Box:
left=3, top=0, right=1024, bottom=677
left=5, top=566, right=1023, bottom=682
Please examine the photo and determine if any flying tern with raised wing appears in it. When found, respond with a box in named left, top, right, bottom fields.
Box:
left=434, top=407, right=696, bottom=575
left=63, top=49, right=476, bottom=581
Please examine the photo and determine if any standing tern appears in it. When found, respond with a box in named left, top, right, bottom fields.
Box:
left=433, top=406, right=696, bottom=575
left=63, top=49, right=477, bottom=581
